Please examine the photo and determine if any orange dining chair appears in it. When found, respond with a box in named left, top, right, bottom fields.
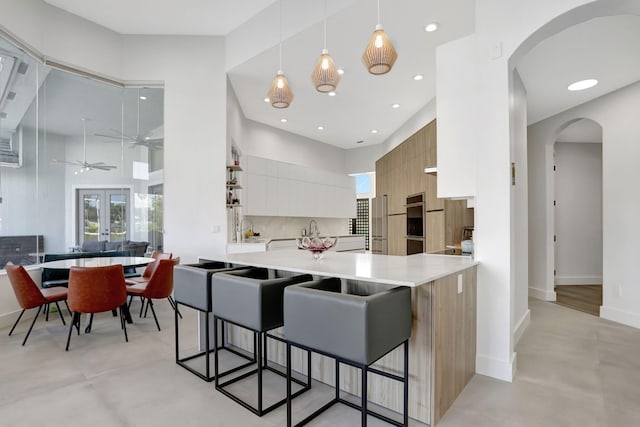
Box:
left=126, top=258, right=178, bottom=331
left=65, top=265, right=129, bottom=351
left=125, top=251, right=173, bottom=286
left=5, top=262, right=69, bottom=346
left=125, top=251, right=174, bottom=315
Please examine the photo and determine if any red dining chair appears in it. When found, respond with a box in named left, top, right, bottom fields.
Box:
left=126, top=258, right=178, bottom=331
left=5, top=262, right=69, bottom=346
left=65, top=264, right=129, bottom=351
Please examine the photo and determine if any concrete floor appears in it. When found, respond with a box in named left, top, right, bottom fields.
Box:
left=1, top=298, right=639, bottom=426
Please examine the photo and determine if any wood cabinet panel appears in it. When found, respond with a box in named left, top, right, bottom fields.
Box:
left=425, top=173, right=444, bottom=211
left=388, top=214, right=407, bottom=256
left=432, top=267, right=477, bottom=426
left=425, top=119, right=437, bottom=169
left=426, top=210, right=445, bottom=253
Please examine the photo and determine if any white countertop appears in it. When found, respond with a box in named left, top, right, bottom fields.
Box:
left=200, top=250, right=478, bottom=288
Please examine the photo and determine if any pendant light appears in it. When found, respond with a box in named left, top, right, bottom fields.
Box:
left=267, top=0, right=293, bottom=108
left=362, top=0, right=398, bottom=75
left=311, top=0, right=340, bottom=92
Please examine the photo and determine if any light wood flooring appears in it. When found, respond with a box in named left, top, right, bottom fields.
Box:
left=555, top=284, right=602, bottom=316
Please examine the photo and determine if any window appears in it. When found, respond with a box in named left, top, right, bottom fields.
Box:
left=349, top=198, right=370, bottom=250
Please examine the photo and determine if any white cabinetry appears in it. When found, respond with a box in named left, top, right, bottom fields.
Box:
left=245, top=156, right=356, bottom=218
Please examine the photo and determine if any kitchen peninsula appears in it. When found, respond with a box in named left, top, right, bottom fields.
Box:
left=199, top=250, right=478, bottom=425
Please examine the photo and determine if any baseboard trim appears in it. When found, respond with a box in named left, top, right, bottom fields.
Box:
left=600, top=305, right=640, bottom=329
left=528, top=286, right=556, bottom=301
left=513, top=309, right=531, bottom=345
left=555, top=276, right=602, bottom=285
left=476, top=352, right=516, bottom=382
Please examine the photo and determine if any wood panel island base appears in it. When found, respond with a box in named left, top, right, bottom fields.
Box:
left=199, top=250, right=478, bottom=426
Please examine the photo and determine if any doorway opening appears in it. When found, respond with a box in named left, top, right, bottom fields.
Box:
left=552, top=119, right=603, bottom=316
left=76, top=188, right=131, bottom=247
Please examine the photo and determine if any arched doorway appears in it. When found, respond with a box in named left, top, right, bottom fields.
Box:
left=552, top=119, right=603, bottom=315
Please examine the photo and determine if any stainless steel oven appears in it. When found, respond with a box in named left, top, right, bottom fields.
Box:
left=406, top=193, right=425, bottom=255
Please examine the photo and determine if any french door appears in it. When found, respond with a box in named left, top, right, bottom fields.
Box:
left=77, top=188, right=130, bottom=246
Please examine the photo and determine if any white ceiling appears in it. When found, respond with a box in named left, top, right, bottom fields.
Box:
left=228, top=0, right=475, bottom=149
left=43, top=0, right=278, bottom=35
left=516, top=15, right=640, bottom=125
left=12, top=3, right=640, bottom=150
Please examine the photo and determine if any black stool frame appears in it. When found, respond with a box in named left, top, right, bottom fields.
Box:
left=213, top=315, right=312, bottom=417
left=175, top=301, right=254, bottom=382
left=286, top=340, right=409, bottom=427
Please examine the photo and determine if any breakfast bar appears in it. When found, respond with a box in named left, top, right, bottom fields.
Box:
left=198, top=250, right=478, bottom=426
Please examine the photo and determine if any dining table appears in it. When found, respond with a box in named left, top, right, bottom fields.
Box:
left=39, top=256, right=154, bottom=270
left=39, top=256, right=154, bottom=332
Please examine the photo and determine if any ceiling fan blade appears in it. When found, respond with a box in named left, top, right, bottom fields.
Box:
left=51, top=159, right=79, bottom=166
left=91, top=165, right=117, bottom=170
left=95, top=133, right=125, bottom=140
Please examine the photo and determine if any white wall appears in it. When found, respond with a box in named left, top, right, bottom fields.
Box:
left=227, top=84, right=348, bottom=174
left=120, top=35, right=228, bottom=263
left=554, top=142, right=603, bottom=285
left=382, top=98, right=436, bottom=154
left=529, top=81, right=640, bottom=328
left=434, top=0, right=640, bottom=381
left=511, top=70, right=530, bottom=344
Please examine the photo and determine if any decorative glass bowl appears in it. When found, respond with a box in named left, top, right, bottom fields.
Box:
left=296, top=236, right=338, bottom=261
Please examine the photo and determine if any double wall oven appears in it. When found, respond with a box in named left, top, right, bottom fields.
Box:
left=406, top=193, right=425, bottom=255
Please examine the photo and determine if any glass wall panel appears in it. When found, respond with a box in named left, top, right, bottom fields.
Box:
left=0, top=36, right=42, bottom=266
left=0, top=33, right=164, bottom=268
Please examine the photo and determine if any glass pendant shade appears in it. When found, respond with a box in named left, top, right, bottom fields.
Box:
left=311, top=49, right=341, bottom=92
left=267, top=71, right=293, bottom=109
left=362, top=24, right=398, bottom=75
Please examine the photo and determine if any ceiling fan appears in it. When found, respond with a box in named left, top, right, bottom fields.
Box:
left=95, top=88, right=163, bottom=150
left=52, top=118, right=117, bottom=174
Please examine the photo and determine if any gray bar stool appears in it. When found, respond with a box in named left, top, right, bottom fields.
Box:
left=173, top=262, right=254, bottom=381
left=284, top=277, right=412, bottom=426
left=212, top=269, right=313, bottom=416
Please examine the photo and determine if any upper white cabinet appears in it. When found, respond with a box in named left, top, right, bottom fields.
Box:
left=245, top=156, right=356, bottom=218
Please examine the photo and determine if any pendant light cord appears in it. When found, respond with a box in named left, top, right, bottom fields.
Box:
left=323, top=0, right=327, bottom=49
left=279, top=0, right=283, bottom=71
left=377, top=0, right=380, bottom=25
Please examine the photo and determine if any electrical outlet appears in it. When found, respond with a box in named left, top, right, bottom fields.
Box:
left=457, top=274, right=463, bottom=294
left=617, top=284, right=623, bottom=297
left=210, top=224, right=220, bottom=233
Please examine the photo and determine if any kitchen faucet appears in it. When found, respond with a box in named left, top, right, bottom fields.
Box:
left=308, top=219, right=319, bottom=237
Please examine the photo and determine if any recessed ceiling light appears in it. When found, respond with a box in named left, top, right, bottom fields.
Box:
left=337, top=69, right=345, bottom=75
left=392, top=103, right=400, bottom=109
left=280, top=118, right=288, bottom=123
left=264, top=97, right=270, bottom=103
left=425, top=22, right=439, bottom=32
left=317, top=126, right=324, bottom=130
left=567, top=79, right=598, bottom=91
left=371, top=129, right=378, bottom=134
left=328, top=91, right=336, bottom=97
left=413, top=74, right=424, bottom=81
left=139, top=96, right=147, bottom=100
left=144, top=136, right=150, bottom=140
